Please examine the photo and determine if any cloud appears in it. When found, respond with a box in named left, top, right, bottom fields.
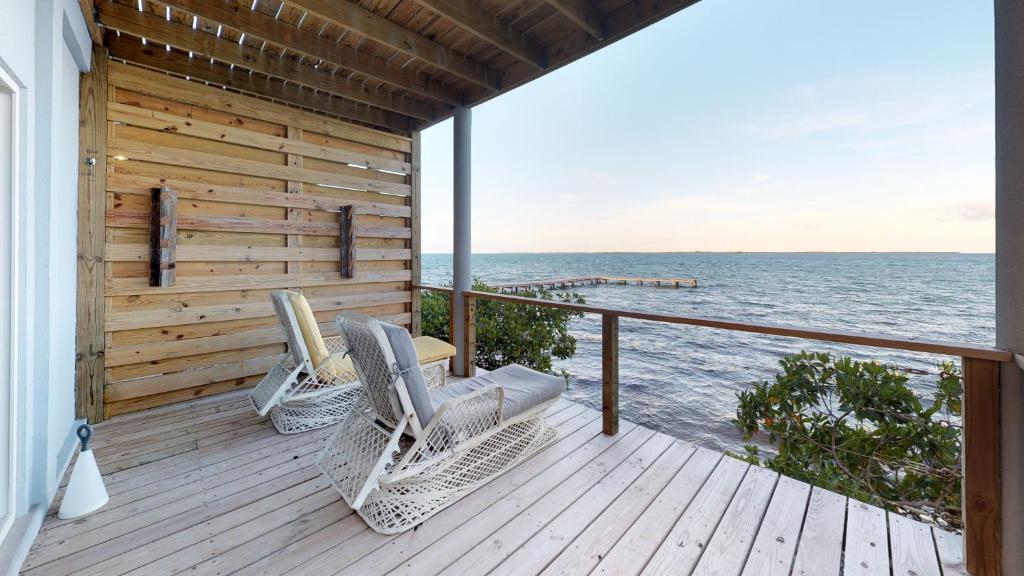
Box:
left=953, top=202, right=994, bottom=223
left=732, top=70, right=993, bottom=140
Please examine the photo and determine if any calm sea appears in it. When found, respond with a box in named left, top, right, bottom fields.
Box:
left=422, top=253, right=995, bottom=453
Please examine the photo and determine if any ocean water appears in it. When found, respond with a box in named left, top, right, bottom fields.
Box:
left=422, top=253, right=995, bottom=453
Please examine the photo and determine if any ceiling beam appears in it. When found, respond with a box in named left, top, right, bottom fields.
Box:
left=159, top=0, right=465, bottom=107
left=78, top=0, right=104, bottom=44
left=542, top=0, right=605, bottom=40
left=501, top=0, right=702, bottom=94
left=412, top=0, right=547, bottom=69
left=97, top=1, right=438, bottom=121
left=107, top=35, right=413, bottom=132
left=286, top=0, right=500, bottom=92
left=418, top=0, right=702, bottom=130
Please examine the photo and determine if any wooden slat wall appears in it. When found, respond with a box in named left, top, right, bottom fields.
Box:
left=98, top=61, right=417, bottom=418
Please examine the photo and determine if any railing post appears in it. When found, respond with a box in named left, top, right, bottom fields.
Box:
left=463, top=294, right=476, bottom=377
left=962, top=356, right=1002, bottom=575
left=444, top=290, right=455, bottom=373
left=447, top=290, right=455, bottom=344
left=602, top=314, right=619, bottom=435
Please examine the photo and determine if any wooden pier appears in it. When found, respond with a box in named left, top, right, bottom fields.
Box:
left=489, top=276, right=698, bottom=292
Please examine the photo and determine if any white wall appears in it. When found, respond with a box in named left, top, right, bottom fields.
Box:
left=0, top=54, right=18, bottom=547
left=0, top=0, right=91, bottom=561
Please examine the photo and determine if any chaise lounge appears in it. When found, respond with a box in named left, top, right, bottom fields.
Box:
left=316, top=311, right=565, bottom=534
left=249, top=290, right=455, bottom=434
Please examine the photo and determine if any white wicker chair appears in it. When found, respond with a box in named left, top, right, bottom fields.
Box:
left=249, top=291, right=450, bottom=435
left=316, top=311, right=563, bottom=534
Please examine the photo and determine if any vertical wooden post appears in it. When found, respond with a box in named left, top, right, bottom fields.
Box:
left=447, top=290, right=456, bottom=372
left=963, top=356, right=1002, bottom=576
left=463, top=294, right=476, bottom=377
left=410, top=131, right=422, bottom=336
left=447, top=291, right=456, bottom=344
left=338, top=205, right=355, bottom=279
left=75, top=45, right=107, bottom=423
left=285, top=126, right=304, bottom=274
left=149, top=186, right=177, bottom=287
left=602, top=314, right=619, bottom=435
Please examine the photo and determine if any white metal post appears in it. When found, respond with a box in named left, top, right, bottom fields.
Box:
left=452, top=107, right=472, bottom=375
left=996, top=0, right=1023, bottom=573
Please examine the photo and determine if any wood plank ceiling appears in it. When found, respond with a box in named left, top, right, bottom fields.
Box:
left=92, top=0, right=701, bottom=134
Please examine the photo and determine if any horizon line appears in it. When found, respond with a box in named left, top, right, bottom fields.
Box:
left=421, top=250, right=995, bottom=255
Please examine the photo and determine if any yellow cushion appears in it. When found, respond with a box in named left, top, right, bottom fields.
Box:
left=412, top=336, right=457, bottom=365
left=285, top=289, right=455, bottom=380
left=285, top=291, right=330, bottom=369
left=315, top=334, right=452, bottom=379
left=318, top=336, right=453, bottom=382
left=321, top=354, right=358, bottom=381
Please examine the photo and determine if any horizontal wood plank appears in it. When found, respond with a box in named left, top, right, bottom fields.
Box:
left=105, top=290, right=412, bottom=331
left=107, top=61, right=412, bottom=152
left=105, top=244, right=410, bottom=263
left=106, top=207, right=410, bottom=238
left=108, top=173, right=410, bottom=217
left=105, top=270, right=412, bottom=296
left=109, top=100, right=411, bottom=173
left=108, top=138, right=411, bottom=195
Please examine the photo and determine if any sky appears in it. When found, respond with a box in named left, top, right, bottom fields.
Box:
left=419, top=0, right=995, bottom=254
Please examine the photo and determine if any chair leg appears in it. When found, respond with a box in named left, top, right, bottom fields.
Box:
left=250, top=362, right=302, bottom=417
left=316, top=397, right=408, bottom=509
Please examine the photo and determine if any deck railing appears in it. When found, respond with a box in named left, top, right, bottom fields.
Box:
left=413, top=284, right=1011, bottom=575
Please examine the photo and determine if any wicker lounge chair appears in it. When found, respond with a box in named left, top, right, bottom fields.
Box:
left=249, top=290, right=454, bottom=434
left=316, top=311, right=563, bottom=534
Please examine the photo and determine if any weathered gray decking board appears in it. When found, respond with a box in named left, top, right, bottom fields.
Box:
left=23, top=388, right=963, bottom=576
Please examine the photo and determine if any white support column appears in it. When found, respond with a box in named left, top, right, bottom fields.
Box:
left=996, top=1, right=1024, bottom=573
left=452, top=107, right=472, bottom=375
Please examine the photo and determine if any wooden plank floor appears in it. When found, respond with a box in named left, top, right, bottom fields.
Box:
left=24, top=388, right=966, bottom=576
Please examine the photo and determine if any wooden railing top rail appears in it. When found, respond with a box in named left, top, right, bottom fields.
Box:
left=413, top=284, right=1011, bottom=362
left=413, top=284, right=453, bottom=294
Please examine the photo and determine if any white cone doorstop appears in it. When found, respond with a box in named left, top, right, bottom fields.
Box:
left=58, top=424, right=109, bottom=519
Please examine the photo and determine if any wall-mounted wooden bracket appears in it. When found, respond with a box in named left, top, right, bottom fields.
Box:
left=149, top=186, right=177, bottom=287
left=339, top=204, right=356, bottom=279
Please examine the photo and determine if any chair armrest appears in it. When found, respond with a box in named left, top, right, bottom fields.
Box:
left=421, top=360, right=448, bottom=389
left=422, top=385, right=504, bottom=450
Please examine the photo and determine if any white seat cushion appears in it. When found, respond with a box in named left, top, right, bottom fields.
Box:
left=430, top=364, right=564, bottom=421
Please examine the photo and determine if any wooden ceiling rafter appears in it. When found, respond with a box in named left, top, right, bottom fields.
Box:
left=413, top=0, right=704, bottom=129
left=286, top=0, right=502, bottom=92
left=542, top=0, right=606, bottom=39
left=97, top=0, right=438, bottom=121
left=410, top=0, right=548, bottom=69
left=155, top=0, right=466, bottom=107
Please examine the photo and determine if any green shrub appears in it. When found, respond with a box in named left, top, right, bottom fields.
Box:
left=734, top=351, right=963, bottom=527
left=421, top=280, right=584, bottom=377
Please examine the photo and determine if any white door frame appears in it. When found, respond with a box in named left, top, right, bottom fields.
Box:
left=0, top=61, right=21, bottom=544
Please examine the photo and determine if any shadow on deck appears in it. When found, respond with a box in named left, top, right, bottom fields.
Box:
left=23, top=386, right=964, bottom=575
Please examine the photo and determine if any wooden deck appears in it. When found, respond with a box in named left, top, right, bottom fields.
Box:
left=24, top=389, right=965, bottom=576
